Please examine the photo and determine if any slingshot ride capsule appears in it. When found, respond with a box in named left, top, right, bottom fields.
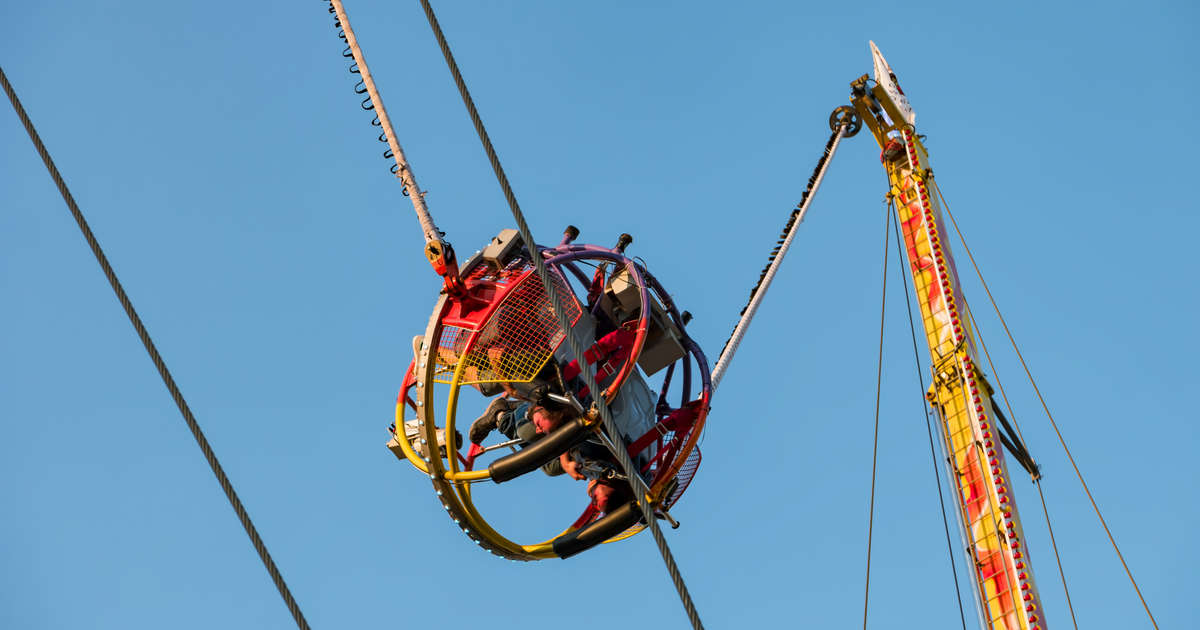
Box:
left=388, top=229, right=712, bottom=560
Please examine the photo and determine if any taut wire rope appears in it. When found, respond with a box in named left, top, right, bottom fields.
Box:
left=889, top=198, right=969, bottom=630
left=1035, top=479, right=1080, bottom=628
left=414, top=2, right=704, bottom=627
left=961, top=300, right=1080, bottom=629
left=711, top=124, right=848, bottom=390
left=862, top=202, right=891, bottom=630
left=931, top=178, right=1158, bottom=629
left=1, top=66, right=313, bottom=630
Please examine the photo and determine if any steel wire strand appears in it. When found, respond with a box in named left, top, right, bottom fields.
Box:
left=963, top=300, right=1080, bottom=629
left=414, top=3, right=704, bottom=628
left=932, top=179, right=1157, bottom=629
left=1, top=66, right=312, bottom=630
left=889, top=200, right=968, bottom=630
left=862, top=203, right=891, bottom=630
left=1036, top=479, right=1080, bottom=629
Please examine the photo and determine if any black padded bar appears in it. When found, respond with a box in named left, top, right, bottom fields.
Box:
left=552, top=501, right=643, bottom=559
left=487, top=417, right=591, bottom=483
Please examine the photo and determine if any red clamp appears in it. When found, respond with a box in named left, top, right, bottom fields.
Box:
left=464, top=442, right=486, bottom=471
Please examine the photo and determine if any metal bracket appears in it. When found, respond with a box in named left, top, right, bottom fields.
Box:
left=829, top=105, right=863, bottom=137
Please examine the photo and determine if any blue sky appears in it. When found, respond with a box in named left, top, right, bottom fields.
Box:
left=2, top=1, right=1196, bottom=628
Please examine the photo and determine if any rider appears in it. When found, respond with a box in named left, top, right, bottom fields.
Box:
left=470, top=398, right=570, bottom=476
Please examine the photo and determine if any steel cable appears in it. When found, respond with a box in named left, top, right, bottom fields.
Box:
left=932, top=178, right=1156, bottom=629
left=964, top=251, right=1081, bottom=629
left=414, top=2, right=704, bottom=627
left=862, top=202, right=891, bottom=630
left=1, top=65, right=313, bottom=630
left=1036, top=480, right=1080, bottom=629
left=889, top=198, right=969, bottom=630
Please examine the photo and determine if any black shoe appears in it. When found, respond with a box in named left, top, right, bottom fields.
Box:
left=469, top=397, right=514, bottom=444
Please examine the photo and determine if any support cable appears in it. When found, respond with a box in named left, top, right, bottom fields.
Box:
left=964, top=301, right=1079, bottom=629
left=932, top=179, right=1158, bottom=629
left=1036, top=480, right=1080, bottom=629
left=862, top=203, right=891, bottom=630
left=413, top=3, right=704, bottom=628
left=889, top=199, right=968, bottom=630
left=1, top=66, right=312, bottom=630
left=711, top=124, right=848, bottom=390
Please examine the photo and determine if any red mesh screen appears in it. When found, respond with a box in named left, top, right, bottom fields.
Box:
left=434, top=263, right=581, bottom=385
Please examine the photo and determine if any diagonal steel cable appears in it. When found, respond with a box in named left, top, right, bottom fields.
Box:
left=961, top=300, right=1079, bottom=629
left=414, top=2, right=703, bottom=627
left=932, top=178, right=1157, bottom=628
left=2, top=65, right=313, bottom=630
left=1035, top=479, right=1080, bottom=629
left=862, top=202, right=891, bottom=630
left=889, top=198, right=968, bottom=630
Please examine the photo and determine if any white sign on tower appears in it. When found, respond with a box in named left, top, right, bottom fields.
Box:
left=869, top=41, right=916, bottom=125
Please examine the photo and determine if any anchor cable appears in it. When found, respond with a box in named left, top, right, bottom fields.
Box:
left=862, top=202, right=891, bottom=629
left=414, top=2, right=704, bottom=628
left=933, top=178, right=1157, bottom=629
left=964, top=297, right=1079, bottom=629
left=1, top=65, right=313, bottom=630
left=890, top=198, right=969, bottom=630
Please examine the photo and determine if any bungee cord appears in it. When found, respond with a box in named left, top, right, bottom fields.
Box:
left=328, top=0, right=462, bottom=291
left=326, top=0, right=438, bottom=242
left=712, top=121, right=851, bottom=391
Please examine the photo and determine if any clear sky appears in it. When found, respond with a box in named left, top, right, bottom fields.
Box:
left=2, top=1, right=1196, bottom=628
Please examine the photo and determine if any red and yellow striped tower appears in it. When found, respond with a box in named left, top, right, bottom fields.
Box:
left=849, top=44, right=1047, bottom=630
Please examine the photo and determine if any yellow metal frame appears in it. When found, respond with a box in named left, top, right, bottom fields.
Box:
left=392, top=290, right=658, bottom=560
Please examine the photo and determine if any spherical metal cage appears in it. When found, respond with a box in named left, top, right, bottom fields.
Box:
left=389, top=238, right=711, bottom=560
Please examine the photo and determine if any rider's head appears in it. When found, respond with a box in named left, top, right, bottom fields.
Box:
left=588, top=479, right=632, bottom=513
left=530, top=405, right=566, bottom=434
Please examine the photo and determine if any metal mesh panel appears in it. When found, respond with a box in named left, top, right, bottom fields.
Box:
left=663, top=446, right=701, bottom=509
left=433, top=265, right=581, bottom=385
left=433, top=325, right=472, bottom=382
left=605, top=445, right=701, bottom=543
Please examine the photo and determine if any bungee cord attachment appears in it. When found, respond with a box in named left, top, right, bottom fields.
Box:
left=327, top=0, right=464, bottom=296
